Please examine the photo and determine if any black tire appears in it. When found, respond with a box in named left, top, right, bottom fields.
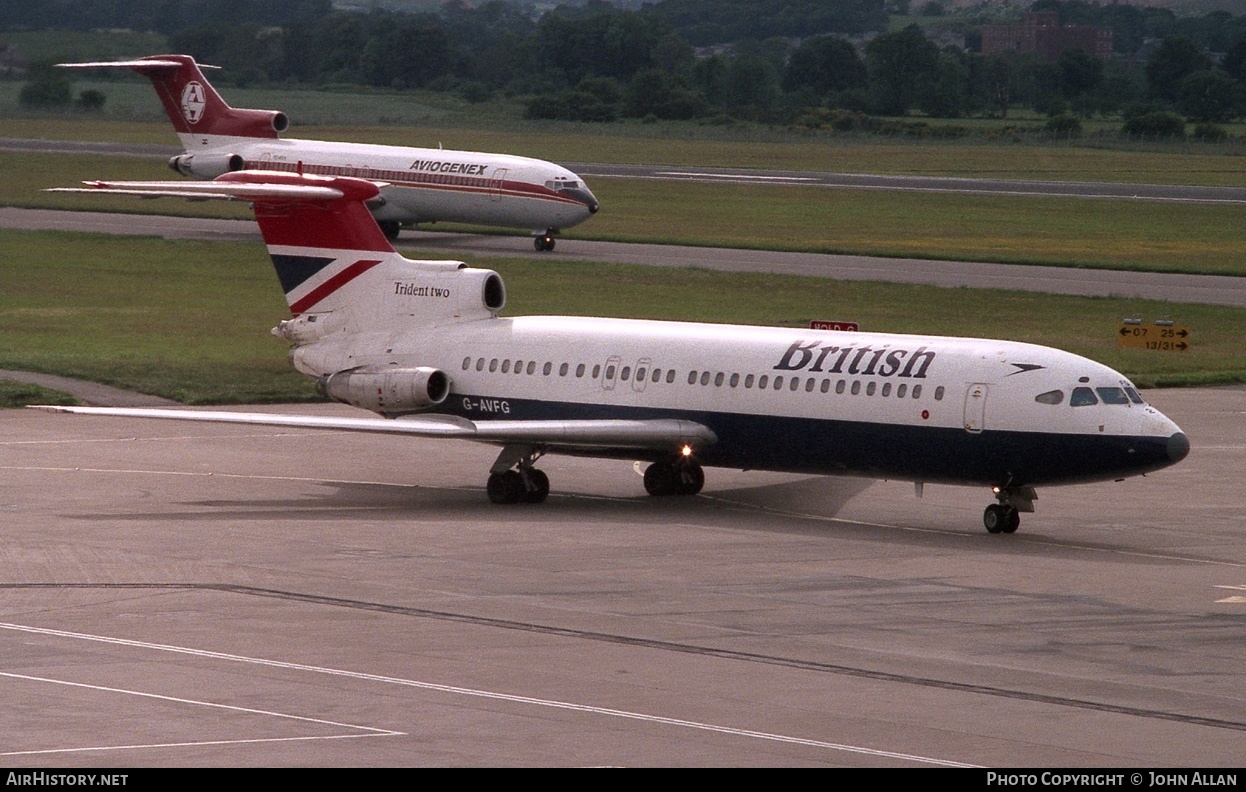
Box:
left=523, top=469, right=550, bottom=503
left=487, top=470, right=525, bottom=504
left=643, top=462, right=677, bottom=496
left=675, top=462, right=705, bottom=496
left=1001, top=506, right=1020, bottom=534
left=379, top=221, right=401, bottom=240
left=984, top=503, right=1005, bottom=534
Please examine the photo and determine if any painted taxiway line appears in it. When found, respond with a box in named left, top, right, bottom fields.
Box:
left=0, top=621, right=978, bottom=767
left=0, top=669, right=402, bottom=758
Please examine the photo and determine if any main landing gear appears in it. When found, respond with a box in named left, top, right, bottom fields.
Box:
left=642, top=458, right=705, bottom=497
left=533, top=228, right=558, bottom=252
left=486, top=444, right=550, bottom=504
left=484, top=446, right=707, bottom=504
left=487, top=467, right=550, bottom=504
left=983, top=485, right=1036, bottom=534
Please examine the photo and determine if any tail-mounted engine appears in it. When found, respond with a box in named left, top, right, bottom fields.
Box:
left=169, top=152, right=245, bottom=179
left=320, top=366, right=450, bottom=414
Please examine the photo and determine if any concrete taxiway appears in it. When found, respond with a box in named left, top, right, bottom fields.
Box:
left=1, top=387, right=1243, bottom=766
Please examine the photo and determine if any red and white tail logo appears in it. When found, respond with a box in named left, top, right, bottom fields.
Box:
left=180, top=80, right=207, bottom=125
left=58, top=55, right=288, bottom=141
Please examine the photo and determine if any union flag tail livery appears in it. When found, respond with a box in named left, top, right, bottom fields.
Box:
left=41, top=172, right=1187, bottom=531
left=57, top=55, right=599, bottom=250
left=240, top=171, right=398, bottom=316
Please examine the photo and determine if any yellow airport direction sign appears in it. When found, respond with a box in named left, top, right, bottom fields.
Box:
left=1117, top=322, right=1191, bottom=351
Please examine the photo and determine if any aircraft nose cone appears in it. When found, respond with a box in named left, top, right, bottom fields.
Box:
left=1167, top=431, right=1190, bottom=464
left=560, top=185, right=599, bottom=214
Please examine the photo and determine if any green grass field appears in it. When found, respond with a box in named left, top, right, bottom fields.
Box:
left=1, top=230, right=1242, bottom=406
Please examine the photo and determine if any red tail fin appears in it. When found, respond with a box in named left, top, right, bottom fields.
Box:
left=214, top=172, right=397, bottom=314
left=59, top=55, right=288, bottom=140
left=216, top=171, right=393, bottom=253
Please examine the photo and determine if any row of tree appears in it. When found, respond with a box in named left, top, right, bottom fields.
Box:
left=10, top=0, right=1246, bottom=127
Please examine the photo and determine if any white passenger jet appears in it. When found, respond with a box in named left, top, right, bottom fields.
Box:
left=41, top=172, right=1189, bottom=533
left=56, top=54, right=599, bottom=250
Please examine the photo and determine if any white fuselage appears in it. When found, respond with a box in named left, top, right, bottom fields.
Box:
left=292, top=309, right=1186, bottom=488
left=182, top=134, right=598, bottom=232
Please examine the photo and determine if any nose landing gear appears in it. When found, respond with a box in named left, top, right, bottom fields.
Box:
left=533, top=227, right=560, bottom=252
left=983, top=503, right=1020, bottom=534
left=983, top=485, right=1036, bottom=534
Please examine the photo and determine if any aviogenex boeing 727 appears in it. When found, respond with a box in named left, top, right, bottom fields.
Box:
left=57, top=55, right=599, bottom=250
left=41, top=172, right=1188, bottom=533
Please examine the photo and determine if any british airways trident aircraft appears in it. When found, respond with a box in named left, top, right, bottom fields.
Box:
left=43, top=172, right=1189, bottom=533
left=57, top=54, right=599, bottom=250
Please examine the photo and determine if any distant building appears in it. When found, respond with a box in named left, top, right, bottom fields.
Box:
left=981, top=12, right=1113, bottom=61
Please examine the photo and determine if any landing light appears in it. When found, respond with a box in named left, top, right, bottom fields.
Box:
left=681, top=445, right=693, bottom=457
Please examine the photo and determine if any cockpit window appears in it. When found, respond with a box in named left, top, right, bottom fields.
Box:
left=1035, top=390, right=1064, bottom=405
left=1070, top=387, right=1098, bottom=407
left=1124, top=387, right=1144, bottom=405
left=546, top=179, right=579, bottom=190
left=1096, top=387, right=1130, bottom=405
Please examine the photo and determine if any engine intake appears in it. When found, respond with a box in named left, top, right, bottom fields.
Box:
left=320, top=366, right=450, bottom=414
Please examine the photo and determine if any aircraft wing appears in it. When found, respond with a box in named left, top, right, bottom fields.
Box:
left=48, top=181, right=347, bottom=202
left=30, top=405, right=716, bottom=453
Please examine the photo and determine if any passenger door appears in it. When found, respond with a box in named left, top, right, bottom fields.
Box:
left=964, top=383, right=989, bottom=433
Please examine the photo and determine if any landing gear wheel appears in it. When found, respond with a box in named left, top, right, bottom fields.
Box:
left=644, top=461, right=678, bottom=496
left=488, top=470, right=525, bottom=504
left=379, top=220, right=402, bottom=240
left=487, top=468, right=549, bottom=504
left=675, top=462, right=705, bottom=496
left=643, top=459, right=704, bottom=497
left=534, top=234, right=556, bottom=252
left=1001, top=506, right=1020, bottom=534
left=983, top=503, right=1020, bottom=534
left=522, top=468, right=550, bottom=504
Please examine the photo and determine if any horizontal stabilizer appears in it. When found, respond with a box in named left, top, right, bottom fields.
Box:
left=57, top=59, right=220, bottom=71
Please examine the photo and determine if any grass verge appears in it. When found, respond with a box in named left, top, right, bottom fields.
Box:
left=1, top=230, right=1242, bottom=404
left=0, top=379, right=78, bottom=409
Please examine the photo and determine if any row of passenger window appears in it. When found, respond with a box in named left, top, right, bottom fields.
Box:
left=461, top=356, right=677, bottom=382
left=460, top=356, right=946, bottom=401
left=685, top=369, right=945, bottom=401
left=253, top=161, right=492, bottom=191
